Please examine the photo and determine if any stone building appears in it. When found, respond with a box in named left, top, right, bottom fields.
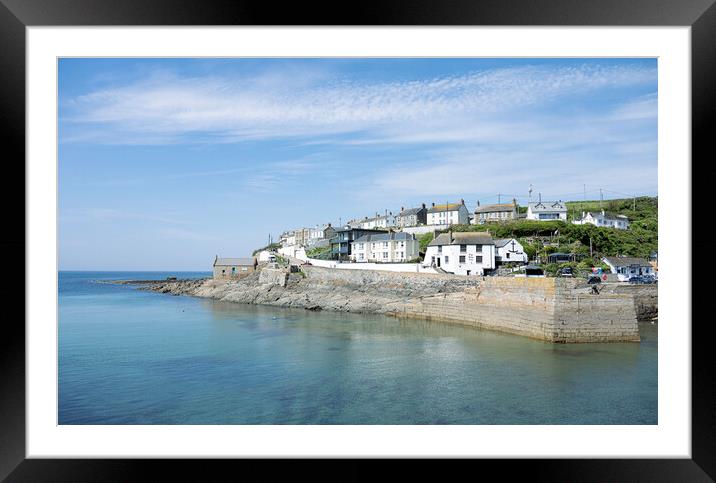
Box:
left=395, top=204, right=427, bottom=227
left=213, top=256, right=257, bottom=279
left=473, top=200, right=518, bottom=224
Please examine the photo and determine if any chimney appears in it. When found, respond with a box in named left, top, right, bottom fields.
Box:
left=401, top=206, right=404, bottom=212
left=582, top=211, right=585, bottom=218
left=461, top=198, right=465, bottom=205
left=601, top=209, right=605, bottom=216
left=422, top=203, right=426, bottom=209
left=448, top=229, right=453, bottom=242
left=477, top=200, right=480, bottom=207
left=327, top=223, right=331, bottom=227
left=432, top=202, right=435, bottom=207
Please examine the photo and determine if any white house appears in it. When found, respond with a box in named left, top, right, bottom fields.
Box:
left=358, top=213, right=396, bottom=230
left=351, top=231, right=419, bottom=262
left=426, top=200, right=470, bottom=226
left=424, top=231, right=496, bottom=276
left=257, top=250, right=277, bottom=263
left=279, top=230, right=296, bottom=247
left=494, top=238, right=528, bottom=265
left=473, top=200, right=518, bottom=224
left=602, top=256, right=654, bottom=282
left=573, top=210, right=630, bottom=230
left=307, top=223, right=336, bottom=247
left=526, top=200, right=567, bottom=221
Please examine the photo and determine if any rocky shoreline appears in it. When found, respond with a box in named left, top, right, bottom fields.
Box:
left=128, top=268, right=481, bottom=315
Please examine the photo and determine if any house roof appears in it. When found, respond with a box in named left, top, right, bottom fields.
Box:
left=493, top=238, right=517, bottom=248
left=528, top=201, right=567, bottom=212
left=585, top=211, right=629, bottom=222
left=214, top=257, right=255, bottom=266
left=428, top=232, right=494, bottom=247
left=475, top=203, right=516, bottom=214
left=603, top=256, right=650, bottom=267
left=398, top=206, right=425, bottom=217
left=427, top=203, right=465, bottom=213
left=333, top=227, right=387, bottom=233
left=353, top=232, right=415, bottom=243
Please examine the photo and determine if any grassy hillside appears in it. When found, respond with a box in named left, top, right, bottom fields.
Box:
left=445, top=196, right=657, bottom=264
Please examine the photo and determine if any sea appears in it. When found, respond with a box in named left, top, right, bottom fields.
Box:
left=58, top=271, right=657, bottom=425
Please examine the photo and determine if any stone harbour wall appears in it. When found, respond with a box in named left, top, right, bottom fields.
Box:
left=394, top=277, right=640, bottom=343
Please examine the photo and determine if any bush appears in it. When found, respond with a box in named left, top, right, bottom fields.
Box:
left=252, top=243, right=281, bottom=256
left=418, top=232, right=434, bottom=253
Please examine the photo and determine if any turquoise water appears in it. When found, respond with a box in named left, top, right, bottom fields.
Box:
left=58, top=271, right=657, bottom=424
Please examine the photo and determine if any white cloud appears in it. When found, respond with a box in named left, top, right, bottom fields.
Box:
left=61, top=64, right=657, bottom=145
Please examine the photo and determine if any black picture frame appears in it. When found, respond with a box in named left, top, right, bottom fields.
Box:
left=2, top=0, right=712, bottom=480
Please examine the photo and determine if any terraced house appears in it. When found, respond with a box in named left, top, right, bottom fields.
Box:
left=350, top=232, right=419, bottom=262
left=329, top=227, right=387, bottom=261
left=473, top=200, right=518, bottom=223
left=395, top=204, right=427, bottom=227
left=426, top=199, right=470, bottom=226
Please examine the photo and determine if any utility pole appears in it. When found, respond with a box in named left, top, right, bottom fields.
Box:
left=599, top=188, right=603, bottom=209
left=589, top=236, right=593, bottom=257
left=498, top=193, right=501, bottom=204
left=633, top=196, right=636, bottom=211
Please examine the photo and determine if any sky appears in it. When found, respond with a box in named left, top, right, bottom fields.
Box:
left=58, top=58, right=658, bottom=270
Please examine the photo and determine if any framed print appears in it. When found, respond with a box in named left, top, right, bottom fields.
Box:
left=2, top=0, right=713, bottom=480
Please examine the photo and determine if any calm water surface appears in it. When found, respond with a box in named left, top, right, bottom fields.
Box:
left=59, top=271, right=657, bottom=424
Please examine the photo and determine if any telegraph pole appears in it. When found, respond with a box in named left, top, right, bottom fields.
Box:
left=600, top=188, right=603, bottom=209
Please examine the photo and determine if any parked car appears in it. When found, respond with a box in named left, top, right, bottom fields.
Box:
left=557, top=267, right=574, bottom=278
left=628, top=275, right=644, bottom=284
left=641, top=274, right=657, bottom=284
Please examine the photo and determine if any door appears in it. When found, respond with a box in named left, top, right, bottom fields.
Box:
left=437, top=257, right=441, bottom=267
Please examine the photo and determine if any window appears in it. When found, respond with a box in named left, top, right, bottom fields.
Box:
left=460, top=244, right=466, bottom=252
left=358, top=243, right=364, bottom=249
left=475, top=245, right=482, bottom=253
left=506, top=253, right=510, bottom=259
left=383, top=252, right=388, bottom=259
left=459, top=255, right=466, bottom=263
left=444, top=256, right=449, bottom=263
left=438, top=246, right=442, bottom=253
left=383, top=242, right=388, bottom=248
left=476, top=256, right=482, bottom=263
left=358, top=253, right=364, bottom=260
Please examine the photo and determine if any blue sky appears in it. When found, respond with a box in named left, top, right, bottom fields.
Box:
left=58, top=58, right=657, bottom=270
